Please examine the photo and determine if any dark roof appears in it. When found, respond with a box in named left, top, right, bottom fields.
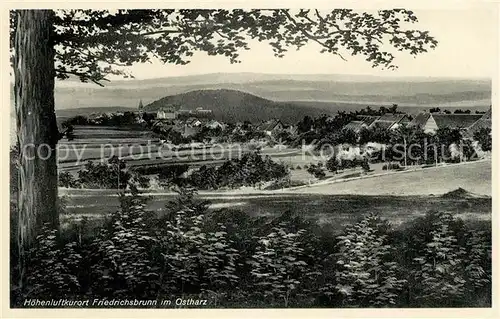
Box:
left=432, top=114, right=483, bottom=129
left=158, top=107, right=176, bottom=112
left=463, top=118, right=491, bottom=138
left=258, top=119, right=282, bottom=131
left=468, top=118, right=491, bottom=132
left=343, top=121, right=367, bottom=132
left=408, top=112, right=431, bottom=128
left=481, top=108, right=492, bottom=120
left=370, top=114, right=408, bottom=129
left=371, top=121, right=395, bottom=130
left=356, top=115, right=380, bottom=126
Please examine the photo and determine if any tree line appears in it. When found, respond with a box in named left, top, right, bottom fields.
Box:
left=58, top=151, right=290, bottom=191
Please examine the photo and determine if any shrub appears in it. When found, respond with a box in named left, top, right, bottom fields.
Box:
left=58, top=172, right=81, bottom=188
left=326, top=157, right=339, bottom=173
left=264, top=179, right=306, bottom=190
left=21, top=224, right=82, bottom=300
left=473, top=127, right=492, bottom=152
left=156, top=188, right=240, bottom=299
left=322, top=213, right=405, bottom=307
left=157, top=164, right=189, bottom=187
left=382, top=163, right=401, bottom=170
left=187, top=151, right=289, bottom=190
left=75, top=157, right=151, bottom=190
left=247, top=212, right=321, bottom=307
left=12, top=189, right=491, bottom=308
left=77, top=158, right=130, bottom=189
left=401, top=211, right=492, bottom=307
left=89, top=191, right=160, bottom=299
left=306, top=163, right=326, bottom=180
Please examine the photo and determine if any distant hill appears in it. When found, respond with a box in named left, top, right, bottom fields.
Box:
left=9, top=72, right=492, bottom=123
left=37, top=72, right=490, bottom=111
left=144, top=89, right=330, bottom=123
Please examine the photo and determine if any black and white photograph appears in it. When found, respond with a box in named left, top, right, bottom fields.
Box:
left=5, top=2, right=497, bottom=313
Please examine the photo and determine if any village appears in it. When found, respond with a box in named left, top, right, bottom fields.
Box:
left=53, top=98, right=492, bottom=197
left=66, top=100, right=492, bottom=146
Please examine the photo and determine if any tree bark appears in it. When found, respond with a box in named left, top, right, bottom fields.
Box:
left=14, top=10, right=58, bottom=287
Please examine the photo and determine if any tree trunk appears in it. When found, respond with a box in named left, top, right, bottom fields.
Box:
left=14, top=10, right=58, bottom=287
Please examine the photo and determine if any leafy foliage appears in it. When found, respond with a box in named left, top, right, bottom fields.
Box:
left=188, top=151, right=289, bottom=189
left=325, top=214, right=406, bottom=307
left=58, top=171, right=80, bottom=188
left=89, top=191, right=160, bottom=299
left=11, top=9, right=438, bottom=85
left=22, top=224, right=82, bottom=300
left=400, top=211, right=491, bottom=306
left=11, top=190, right=491, bottom=308
left=248, top=224, right=314, bottom=307
left=474, top=127, right=492, bottom=152
left=306, top=163, right=326, bottom=179
left=74, top=156, right=150, bottom=189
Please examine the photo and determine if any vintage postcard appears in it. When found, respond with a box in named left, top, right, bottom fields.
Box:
left=2, top=1, right=498, bottom=318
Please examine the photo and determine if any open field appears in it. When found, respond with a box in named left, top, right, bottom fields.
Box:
left=58, top=144, right=301, bottom=171
left=61, top=192, right=491, bottom=234
left=60, top=159, right=491, bottom=234
left=292, top=159, right=491, bottom=196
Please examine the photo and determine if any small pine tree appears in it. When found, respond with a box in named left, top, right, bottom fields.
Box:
left=326, top=213, right=405, bottom=307
left=89, top=191, right=159, bottom=299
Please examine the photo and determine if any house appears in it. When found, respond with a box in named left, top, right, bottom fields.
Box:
left=257, top=119, right=284, bottom=136
left=185, top=117, right=203, bottom=127
left=193, top=107, right=213, bottom=116
left=205, top=119, right=225, bottom=130
left=182, top=125, right=201, bottom=138
left=157, top=108, right=177, bottom=120
left=369, top=114, right=410, bottom=131
left=463, top=108, right=492, bottom=138
left=284, top=124, right=298, bottom=136
left=357, top=115, right=380, bottom=126
left=342, top=115, right=380, bottom=133
left=343, top=120, right=369, bottom=133
left=408, top=112, right=483, bottom=134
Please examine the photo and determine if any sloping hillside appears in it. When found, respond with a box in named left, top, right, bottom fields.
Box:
left=22, top=72, right=489, bottom=110
left=144, top=89, right=329, bottom=123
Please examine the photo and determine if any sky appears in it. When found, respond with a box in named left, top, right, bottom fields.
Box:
left=112, top=6, right=497, bottom=80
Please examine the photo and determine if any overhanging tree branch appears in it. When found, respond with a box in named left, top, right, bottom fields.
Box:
left=281, top=10, right=347, bottom=61
left=55, top=69, right=109, bottom=87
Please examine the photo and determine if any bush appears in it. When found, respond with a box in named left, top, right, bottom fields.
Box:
left=77, top=158, right=130, bottom=189
left=322, top=213, right=406, bottom=307
left=187, top=151, right=289, bottom=190
left=13, top=192, right=491, bottom=308
left=400, top=211, right=491, bottom=307
left=157, top=164, right=189, bottom=187
left=360, top=159, right=370, bottom=172
left=474, top=127, right=492, bottom=152
left=306, top=163, right=326, bottom=180
left=89, top=191, right=160, bottom=299
left=326, top=157, right=339, bottom=173
left=58, top=172, right=81, bottom=188
left=73, top=157, right=150, bottom=190
left=382, top=163, right=401, bottom=170
left=264, top=179, right=306, bottom=190
left=20, top=224, right=82, bottom=300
